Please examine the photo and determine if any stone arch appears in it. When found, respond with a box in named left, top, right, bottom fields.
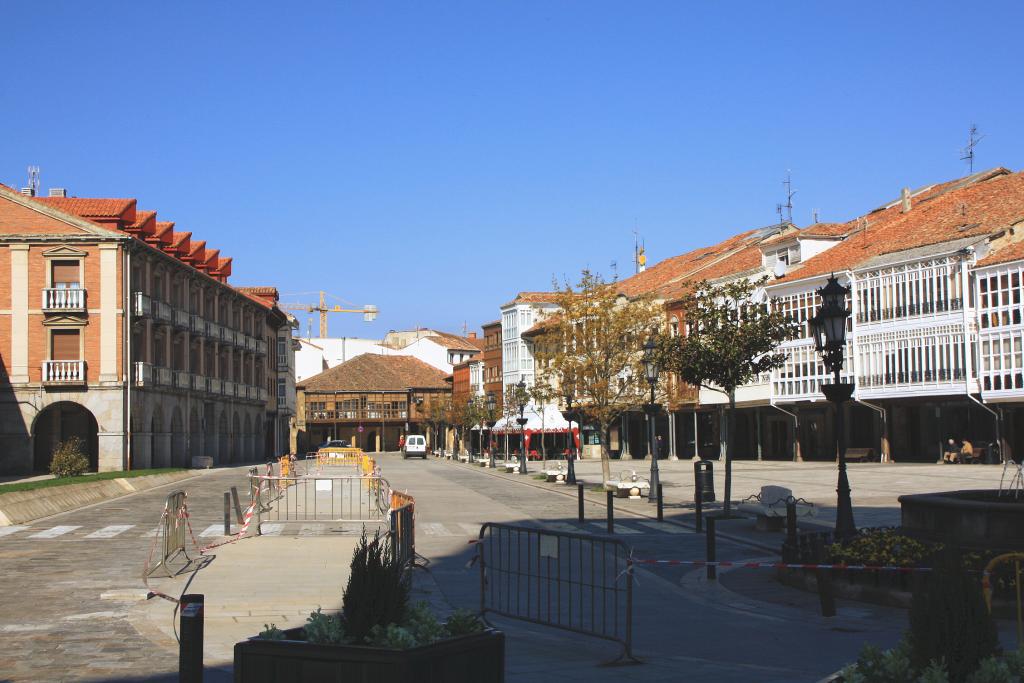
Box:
left=231, top=412, right=241, bottom=464
left=170, top=406, right=186, bottom=467
left=32, top=401, right=99, bottom=473
left=152, top=407, right=172, bottom=468
left=243, top=413, right=253, bottom=462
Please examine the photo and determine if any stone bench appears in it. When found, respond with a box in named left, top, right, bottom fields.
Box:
left=738, top=485, right=816, bottom=531
left=544, top=465, right=568, bottom=483
left=605, top=471, right=650, bottom=499
left=845, top=447, right=876, bottom=463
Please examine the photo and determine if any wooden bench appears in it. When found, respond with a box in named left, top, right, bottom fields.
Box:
left=845, top=447, right=876, bottom=463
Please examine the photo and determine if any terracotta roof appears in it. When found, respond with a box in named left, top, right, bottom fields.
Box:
left=801, top=222, right=853, bottom=237
left=481, top=319, right=501, bottom=329
left=300, top=353, right=450, bottom=392
left=788, top=168, right=1024, bottom=281
left=425, top=332, right=484, bottom=352
left=35, top=196, right=135, bottom=219
left=503, top=291, right=559, bottom=306
left=131, top=210, right=156, bottom=231
left=978, top=240, right=1024, bottom=268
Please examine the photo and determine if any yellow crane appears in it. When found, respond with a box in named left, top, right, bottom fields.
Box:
left=279, top=291, right=378, bottom=337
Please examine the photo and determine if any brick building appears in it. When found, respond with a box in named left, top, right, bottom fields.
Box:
left=295, top=353, right=450, bottom=452
left=0, top=184, right=293, bottom=474
left=482, top=320, right=503, bottom=414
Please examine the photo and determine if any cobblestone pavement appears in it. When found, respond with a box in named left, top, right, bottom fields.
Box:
left=0, top=466, right=252, bottom=682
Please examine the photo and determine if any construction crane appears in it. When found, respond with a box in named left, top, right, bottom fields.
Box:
left=279, top=291, right=378, bottom=337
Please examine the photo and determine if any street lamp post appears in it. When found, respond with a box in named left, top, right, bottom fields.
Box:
left=810, top=274, right=857, bottom=541
left=642, top=334, right=662, bottom=504
left=516, top=377, right=529, bottom=475
left=466, top=397, right=475, bottom=463
left=486, top=391, right=498, bottom=469
left=562, top=391, right=577, bottom=485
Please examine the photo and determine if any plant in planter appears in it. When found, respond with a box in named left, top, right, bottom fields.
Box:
left=49, top=437, right=90, bottom=478
left=234, top=530, right=504, bottom=683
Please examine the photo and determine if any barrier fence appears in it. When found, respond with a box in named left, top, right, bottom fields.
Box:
left=390, top=491, right=416, bottom=575
left=145, top=489, right=189, bottom=578
left=476, top=522, right=636, bottom=664
left=249, top=473, right=391, bottom=532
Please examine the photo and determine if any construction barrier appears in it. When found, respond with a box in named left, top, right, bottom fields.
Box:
left=476, top=522, right=637, bottom=665
left=390, top=491, right=416, bottom=577
left=249, top=473, right=391, bottom=532
left=145, top=489, right=189, bottom=578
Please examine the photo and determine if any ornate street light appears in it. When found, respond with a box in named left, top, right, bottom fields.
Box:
left=642, top=333, right=662, bottom=504
left=561, top=388, right=578, bottom=485
left=516, top=376, right=529, bottom=475
left=809, top=274, right=857, bottom=541
left=486, top=391, right=498, bottom=469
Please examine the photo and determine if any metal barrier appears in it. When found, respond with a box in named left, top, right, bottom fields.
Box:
left=983, top=552, right=1024, bottom=648
left=146, top=489, right=189, bottom=577
left=390, top=491, right=415, bottom=575
left=476, top=522, right=637, bottom=664
left=250, top=474, right=391, bottom=531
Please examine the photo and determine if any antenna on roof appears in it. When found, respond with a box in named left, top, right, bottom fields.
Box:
left=610, top=260, right=618, bottom=279
left=776, top=171, right=796, bottom=224
left=960, top=124, right=984, bottom=173
left=812, top=208, right=820, bottom=224
left=24, top=166, right=40, bottom=197
left=633, top=229, right=646, bottom=274
left=462, top=321, right=468, bottom=337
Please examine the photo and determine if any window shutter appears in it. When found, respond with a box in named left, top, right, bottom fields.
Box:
left=51, top=261, right=80, bottom=287
left=51, top=329, right=81, bottom=360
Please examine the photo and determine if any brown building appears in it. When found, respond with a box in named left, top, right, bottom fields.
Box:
left=482, top=320, right=502, bottom=413
left=296, top=353, right=449, bottom=452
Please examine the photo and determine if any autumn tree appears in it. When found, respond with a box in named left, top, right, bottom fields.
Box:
left=528, top=374, right=557, bottom=464
left=534, top=270, right=665, bottom=486
left=422, top=396, right=451, bottom=454
left=659, top=276, right=797, bottom=514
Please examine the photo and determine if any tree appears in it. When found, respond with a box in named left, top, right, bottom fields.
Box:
left=659, top=276, right=797, bottom=514
left=528, top=375, right=557, bottom=466
left=422, top=396, right=451, bottom=454
left=534, top=270, right=665, bottom=486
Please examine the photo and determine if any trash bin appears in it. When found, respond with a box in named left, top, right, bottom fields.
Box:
left=694, top=460, right=715, bottom=502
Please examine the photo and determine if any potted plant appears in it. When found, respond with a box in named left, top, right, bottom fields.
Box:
left=233, top=531, right=504, bottom=682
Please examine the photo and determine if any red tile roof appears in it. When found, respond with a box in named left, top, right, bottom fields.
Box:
left=426, top=332, right=485, bottom=352
left=35, top=196, right=135, bottom=219
left=978, top=240, right=1024, bottom=268
left=504, top=291, right=559, bottom=306
left=300, top=353, right=450, bottom=392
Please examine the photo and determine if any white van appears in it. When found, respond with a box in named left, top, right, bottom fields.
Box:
left=402, top=435, right=427, bottom=459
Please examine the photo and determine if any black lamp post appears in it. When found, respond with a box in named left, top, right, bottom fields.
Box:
left=561, top=390, right=577, bottom=485
left=516, top=377, right=529, bottom=475
left=810, top=274, right=857, bottom=541
left=642, top=334, right=662, bottom=504
left=486, top=391, right=498, bottom=469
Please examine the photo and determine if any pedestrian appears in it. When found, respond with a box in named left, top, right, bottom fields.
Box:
left=943, top=438, right=960, bottom=464
left=655, top=434, right=664, bottom=459
left=959, top=438, right=975, bottom=464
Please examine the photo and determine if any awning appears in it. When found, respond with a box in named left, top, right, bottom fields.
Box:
left=490, top=404, right=573, bottom=434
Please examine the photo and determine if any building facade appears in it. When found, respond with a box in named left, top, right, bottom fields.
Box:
left=0, top=184, right=289, bottom=474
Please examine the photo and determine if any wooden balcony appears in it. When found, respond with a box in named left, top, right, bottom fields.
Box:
left=307, top=408, right=409, bottom=422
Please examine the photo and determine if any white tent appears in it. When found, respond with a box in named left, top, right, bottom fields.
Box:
left=491, top=404, right=571, bottom=434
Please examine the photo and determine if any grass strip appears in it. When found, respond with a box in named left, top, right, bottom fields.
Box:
left=0, top=468, right=188, bottom=495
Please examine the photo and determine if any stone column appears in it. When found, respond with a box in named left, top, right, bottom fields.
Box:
left=668, top=412, right=678, bottom=460
left=620, top=413, right=632, bottom=460
left=9, top=244, right=28, bottom=383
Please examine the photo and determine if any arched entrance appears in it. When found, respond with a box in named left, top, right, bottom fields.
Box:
left=33, top=402, right=99, bottom=473
left=243, top=414, right=253, bottom=462
left=218, top=412, right=228, bottom=465
left=231, top=412, right=241, bottom=464
left=189, top=406, right=201, bottom=461
left=152, top=409, right=169, bottom=468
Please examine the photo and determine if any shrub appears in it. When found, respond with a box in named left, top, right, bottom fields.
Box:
left=445, top=608, right=485, bottom=637
left=49, top=437, right=90, bottom=478
left=907, top=549, right=1000, bottom=682
left=304, top=608, right=345, bottom=645
left=964, top=656, right=1013, bottom=683
left=830, top=528, right=940, bottom=568
left=259, top=623, right=285, bottom=640
left=342, top=530, right=409, bottom=643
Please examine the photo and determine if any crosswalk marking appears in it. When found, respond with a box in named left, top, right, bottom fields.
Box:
left=636, top=520, right=686, bottom=534
left=261, top=524, right=284, bottom=536
left=199, top=524, right=225, bottom=538
left=588, top=522, right=642, bottom=534
left=29, top=526, right=80, bottom=539
left=0, top=526, right=29, bottom=538
left=420, top=523, right=452, bottom=536
left=142, top=528, right=160, bottom=538
left=457, top=523, right=483, bottom=536
left=85, top=525, right=134, bottom=539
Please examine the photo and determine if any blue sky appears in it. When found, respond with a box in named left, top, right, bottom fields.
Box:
left=3, top=2, right=1023, bottom=338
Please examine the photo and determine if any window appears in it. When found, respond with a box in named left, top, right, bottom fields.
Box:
left=277, top=378, right=286, bottom=399
left=277, top=337, right=287, bottom=356
left=51, top=261, right=80, bottom=289
left=51, top=329, right=80, bottom=360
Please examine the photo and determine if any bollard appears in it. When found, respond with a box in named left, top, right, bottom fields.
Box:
left=223, top=492, right=231, bottom=536
left=706, top=517, right=716, bottom=581
left=786, top=500, right=797, bottom=544
left=578, top=483, right=585, bottom=522
left=657, top=483, right=664, bottom=522
left=230, top=487, right=243, bottom=524
left=812, top=535, right=836, bottom=618
left=606, top=490, right=614, bottom=534
left=695, top=487, right=703, bottom=534
left=179, top=593, right=204, bottom=683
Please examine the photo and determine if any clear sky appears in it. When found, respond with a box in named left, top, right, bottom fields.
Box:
left=3, top=2, right=1023, bottom=338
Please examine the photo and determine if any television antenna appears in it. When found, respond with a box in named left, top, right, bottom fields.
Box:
left=26, top=166, right=40, bottom=195
left=960, top=124, right=984, bottom=173
left=776, top=171, right=796, bottom=224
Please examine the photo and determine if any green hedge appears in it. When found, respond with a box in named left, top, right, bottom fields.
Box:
left=0, top=468, right=187, bottom=495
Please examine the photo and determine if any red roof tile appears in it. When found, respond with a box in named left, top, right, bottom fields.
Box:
left=978, top=240, right=1024, bottom=268
left=300, top=354, right=450, bottom=392
left=35, top=196, right=135, bottom=219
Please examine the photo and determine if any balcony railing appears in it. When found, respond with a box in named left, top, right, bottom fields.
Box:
left=155, top=366, right=173, bottom=386
left=258, top=387, right=268, bottom=402
left=255, top=339, right=267, bottom=355
left=244, top=335, right=256, bottom=352
left=277, top=354, right=289, bottom=369
left=155, top=301, right=173, bottom=323
left=43, top=360, right=85, bottom=384
left=190, top=314, right=204, bottom=333
left=173, top=309, right=190, bottom=329
left=307, top=408, right=408, bottom=421
left=133, top=292, right=151, bottom=317
left=209, top=378, right=222, bottom=394
left=133, top=361, right=152, bottom=386
left=174, top=370, right=190, bottom=388
left=42, top=288, right=86, bottom=312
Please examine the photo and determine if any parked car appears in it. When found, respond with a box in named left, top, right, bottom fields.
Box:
left=402, top=435, right=427, bottom=459
left=319, top=439, right=349, bottom=450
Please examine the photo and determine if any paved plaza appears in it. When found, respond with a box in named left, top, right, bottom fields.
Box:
left=0, top=455, right=1017, bottom=681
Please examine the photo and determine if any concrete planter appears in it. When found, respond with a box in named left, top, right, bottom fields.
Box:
left=233, top=628, right=504, bottom=683
left=899, top=490, right=1024, bottom=549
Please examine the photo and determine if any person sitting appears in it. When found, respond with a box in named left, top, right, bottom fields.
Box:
left=960, top=439, right=976, bottom=464
left=943, top=438, right=960, bottom=464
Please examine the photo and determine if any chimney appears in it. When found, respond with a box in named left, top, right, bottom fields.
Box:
left=48, top=188, right=67, bottom=198
left=900, top=187, right=911, bottom=213
left=19, top=187, right=35, bottom=197
left=468, top=332, right=477, bottom=339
